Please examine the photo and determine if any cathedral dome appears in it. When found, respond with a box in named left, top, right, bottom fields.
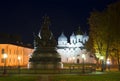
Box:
left=70, top=32, right=76, bottom=39
left=58, top=32, right=67, bottom=41
left=83, top=32, right=89, bottom=43
left=70, top=32, right=76, bottom=44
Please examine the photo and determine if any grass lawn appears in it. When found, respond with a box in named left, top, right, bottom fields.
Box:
left=52, top=72, right=120, bottom=81
left=0, top=75, right=38, bottom=81
left=0, top=71, right=120, bottom=81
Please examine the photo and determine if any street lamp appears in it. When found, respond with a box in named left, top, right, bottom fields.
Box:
left=18, top=56, right=21, bottom=74
left=3, top=53, right=8, bottom=74
left=82, top=54, right=86, bottom=73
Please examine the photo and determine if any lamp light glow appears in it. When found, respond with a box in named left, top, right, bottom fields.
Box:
left=18, top=56, right=21, bottom=60
left=3, top=53, right=8, bottom=59
left=82, top=54, right=85, bottom=59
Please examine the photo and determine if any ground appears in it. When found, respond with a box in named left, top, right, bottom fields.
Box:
left=0, top=70, right=120, bottom=81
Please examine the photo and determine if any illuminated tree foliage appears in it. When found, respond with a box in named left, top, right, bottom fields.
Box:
left=88, top=1, right=120, bottom=70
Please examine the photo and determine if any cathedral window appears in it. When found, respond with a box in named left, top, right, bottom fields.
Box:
left=72, top=40, right=74, bottom=43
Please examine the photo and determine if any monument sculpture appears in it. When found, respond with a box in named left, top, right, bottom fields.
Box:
left=28, top=15, right=62, bottom=69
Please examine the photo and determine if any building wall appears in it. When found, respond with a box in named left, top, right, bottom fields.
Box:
left=0, top=44, right=33, bottom=67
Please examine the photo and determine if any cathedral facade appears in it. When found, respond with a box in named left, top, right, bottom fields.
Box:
left=57, top=27, right=95, bottom=64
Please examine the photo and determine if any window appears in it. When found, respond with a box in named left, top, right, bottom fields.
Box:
left=1, top=49, right=5, bottom=63
left=9, top=59, right=11, bottom=63
left=9, top=49, right=11, bottom=54
left=1, top=58, right=4, bottom=63
left=1, top=49, right=4, bottom=54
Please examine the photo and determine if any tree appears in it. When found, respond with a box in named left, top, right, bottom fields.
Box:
left=88, top=11, right=107, bottom=70
left=107, top=1, right=120, bottom=70
left=88, top=1, right=120, bottom=71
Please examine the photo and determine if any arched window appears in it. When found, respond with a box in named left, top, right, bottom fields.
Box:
left=79, top=39, right=81, bottom=42
left=77, top=59, right=79, bottom=64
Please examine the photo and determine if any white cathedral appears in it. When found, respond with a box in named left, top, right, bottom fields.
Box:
left=57, top=27, right=95, bottom=64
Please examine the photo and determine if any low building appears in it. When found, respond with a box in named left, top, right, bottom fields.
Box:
left=0, top=44, right=33, bottom=67
left=0, top=33, right=33, bottom=67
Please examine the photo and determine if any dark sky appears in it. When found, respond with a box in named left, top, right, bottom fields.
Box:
left=0, top=0, right=118, bottom=44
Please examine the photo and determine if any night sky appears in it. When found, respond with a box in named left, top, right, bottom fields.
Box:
left=0, top=0, right=118, bottom=44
